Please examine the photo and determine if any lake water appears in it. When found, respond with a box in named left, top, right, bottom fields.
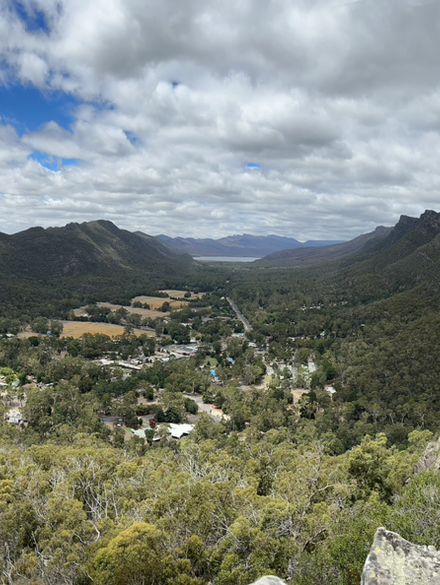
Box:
left=195, top=256, right=261, bottom=263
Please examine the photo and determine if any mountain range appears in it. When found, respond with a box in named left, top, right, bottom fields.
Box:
left=0, top=220, right=194, bottom=316
left=156, top=234, right=343, bottom=257
left=2, top=210, right=440, bottom=319
left=2, top=212, right=439, bottom=282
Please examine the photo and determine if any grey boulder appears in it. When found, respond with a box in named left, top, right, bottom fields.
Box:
left=250, top=578, right=287, bottom=585
left=361, top=527, right=440, bottom=584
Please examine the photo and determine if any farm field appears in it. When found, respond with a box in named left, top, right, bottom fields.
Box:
left=159, top=289, right=206, bottom=300
left=130, top=295, right=188, bottom=309
left=60, top=321, right=154, bottom=339
left=70, top=291, right=199, bottom=327
left=96, top=302, right=165, bottom=319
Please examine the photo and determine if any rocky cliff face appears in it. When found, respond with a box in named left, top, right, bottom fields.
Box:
left=361, top=528, right=440, bottom=585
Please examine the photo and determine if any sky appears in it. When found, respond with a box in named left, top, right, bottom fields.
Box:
left=1, top=0, right=440, bottom=239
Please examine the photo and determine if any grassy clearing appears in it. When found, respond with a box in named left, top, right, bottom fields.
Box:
left=159, top=289, right=206, bottom=300
left=17, top=331, right=44, bottom=339
left=60, top=321, right=154, bottom=339
left=96, top=302, right=165, bottom=319
left=130, top=295, right=188, bottom=309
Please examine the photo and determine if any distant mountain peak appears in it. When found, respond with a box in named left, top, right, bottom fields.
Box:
left=87, top=219, right=119, bottom=229
left=158, top=234, right=343, bottom=257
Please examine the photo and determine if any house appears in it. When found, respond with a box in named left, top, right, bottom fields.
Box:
left=117, top=360, right=142, bottom=371
left=162, top=343, right=199, bottom=359
left=130, top=422, right=194, bottom=441
left=97, top=358, right=143, bottom=370
left=168, top=423, right=194, bottom=439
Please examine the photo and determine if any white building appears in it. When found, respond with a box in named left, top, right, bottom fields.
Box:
left=130, top=423, right=194, bottom=441
left=168, top=423, right=194, bottom=439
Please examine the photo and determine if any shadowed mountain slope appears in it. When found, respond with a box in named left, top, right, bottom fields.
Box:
left=0, top=220, right=192, bottom=280
left=257, top=226, right=392, bottom=267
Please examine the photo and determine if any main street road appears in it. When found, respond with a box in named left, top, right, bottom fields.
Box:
left=226, top=297, right=253, bottom=333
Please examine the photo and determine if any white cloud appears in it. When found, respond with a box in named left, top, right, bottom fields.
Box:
left=16, top=52, right=48, bottom=86
left=0, top=0, right=440, bottom=237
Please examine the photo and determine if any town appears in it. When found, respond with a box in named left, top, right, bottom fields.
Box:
left=0, top=288, right=333, bottom=447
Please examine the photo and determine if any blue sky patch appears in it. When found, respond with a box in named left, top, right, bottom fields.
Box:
left=0, top=85, right=80, bottom=134
left=245, top=162, right=262, bottom=171
left=124, top=130, right=141, bottom=146
left=12, top=1, right=51, bottom=33
left=30, top=151, right=80, bottom=171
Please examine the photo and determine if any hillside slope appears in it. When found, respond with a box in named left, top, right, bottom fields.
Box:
left=0, top=221, right=194, bottom=317
left=257, top=226, right=391, bottom=267
left=0, top=220, right=192, bottom=280
left=337, top=210, right=440, bottom=298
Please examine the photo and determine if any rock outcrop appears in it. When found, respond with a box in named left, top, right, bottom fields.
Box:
left=415, top=436, right=440, bottom=475
left=249, top=528, right=440, bottom=585
left=250, top=577, right=286, bottom=585
left=361, top=527, right=440, bottom=584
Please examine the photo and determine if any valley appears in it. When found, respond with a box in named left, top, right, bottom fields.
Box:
left=3, top=5, right=439, bottom=583
left=0, top=211, right=440, bottom=585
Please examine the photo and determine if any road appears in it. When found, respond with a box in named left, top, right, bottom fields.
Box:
left=226, top=297, right=253, bottom=333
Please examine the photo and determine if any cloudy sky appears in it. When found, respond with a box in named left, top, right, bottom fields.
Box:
left=1, top=0, right=440, bottom=239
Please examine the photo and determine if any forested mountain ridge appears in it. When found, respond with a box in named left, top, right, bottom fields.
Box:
left=257, top=226, right=392, bottom=266
left=259, top=210, right=440, bottom=290
left=0, top=220, right=193, bottom=279
left=0, top=220, right=195, bottom=318
left=336, top=209, right=440, bottom=299
left=156, top=233, right=343, bottom=257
